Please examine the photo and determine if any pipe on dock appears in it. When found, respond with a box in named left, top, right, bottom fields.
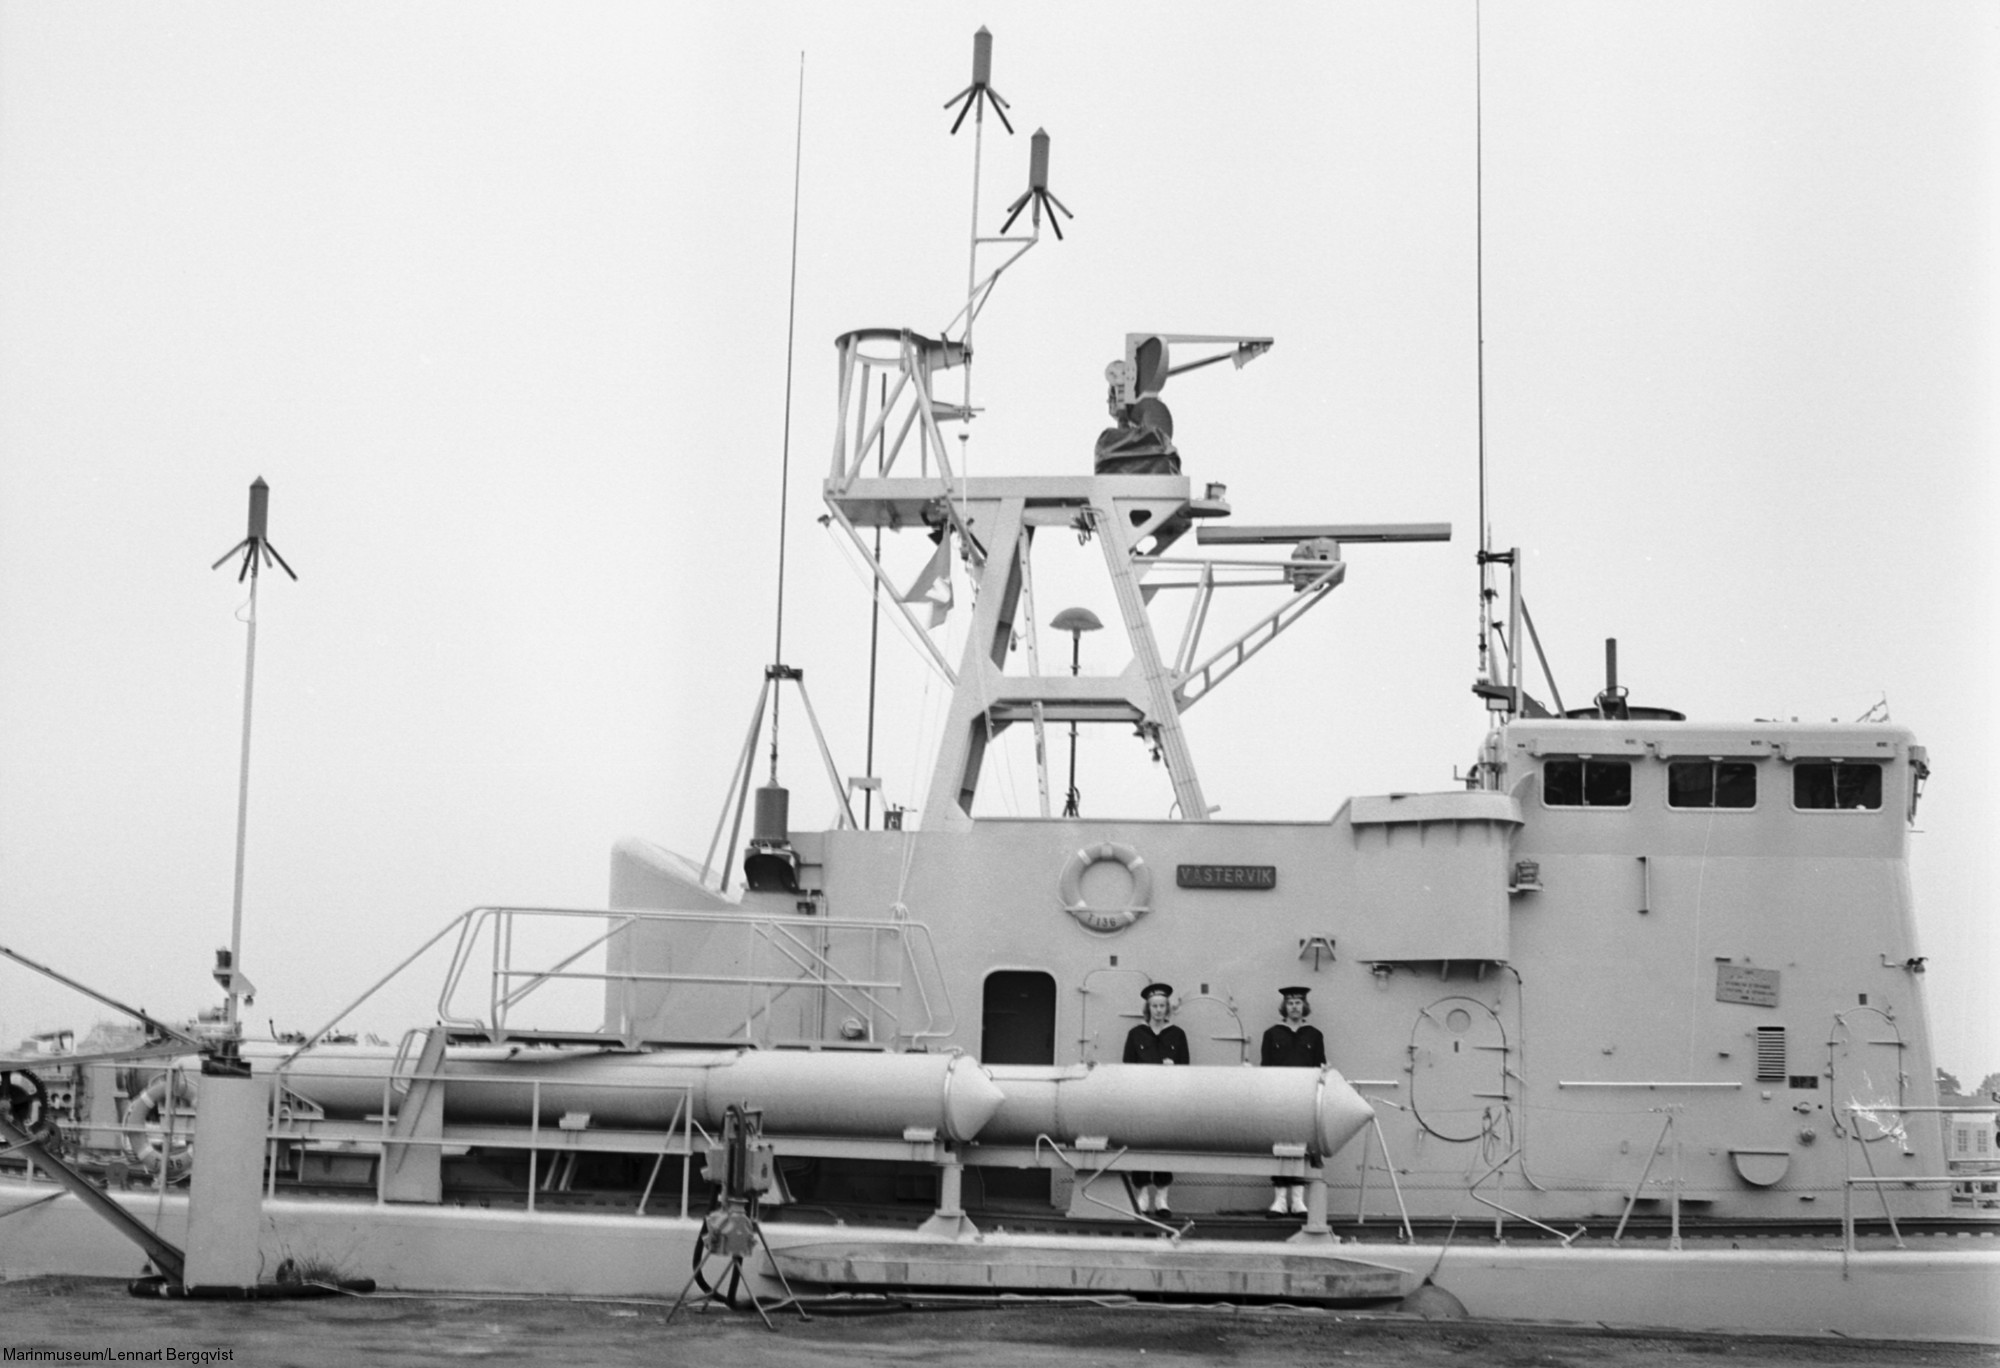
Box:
left=238, top=1043, right=1006, bottom=1144
left=188, top=1046, right=1370, bottom=1158
left=980, top=1062, right=1375, bottom=1155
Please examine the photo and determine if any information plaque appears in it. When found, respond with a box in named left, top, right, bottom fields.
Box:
left=1715, top=964, right=1780, bottom=1007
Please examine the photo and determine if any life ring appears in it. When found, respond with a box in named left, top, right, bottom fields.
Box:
left=1059, top=841, right=1153, bottom=932
left=123, top=1073, right=196, bottom=1182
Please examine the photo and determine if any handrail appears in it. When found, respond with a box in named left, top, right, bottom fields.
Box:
left=281, top=910, right=480, bottom=1067
left=275, top=903, right=954, bottom=1073
left=1032, top=1134, right=1190, bottom=1238
left=431, top=905, right=955, bottom=1048
left=1175, top=563, right=1343, bottom=710
left=258, top=1058, right=708, bottom=1220
left=1466, top=1145, right=1587, bottom=1247
left=1833, top=1099, right=1977, bottom=1262
left=1611, top=1110, right=1680, bottom=1245
left=494, top=915, right=638, bottom=1017
left=1349, top=1111, right=1415, bottom=1241
left=753, top=920, right=898, bottom=1027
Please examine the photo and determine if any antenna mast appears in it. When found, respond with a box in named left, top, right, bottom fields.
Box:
left=1464, top=8, right=1567, bottom=742
left=705, top=55, right=862, bottom=892
left=957, top=29, right=1003, bottom=469
left=208, top=477, right=296, bottom=1040
left=1474, top=0, right=1494, bottom=693
left=942, top=28, right=1066, bottom=353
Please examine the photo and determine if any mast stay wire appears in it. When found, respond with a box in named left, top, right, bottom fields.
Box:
left=768, top=53, right=806, bottom=785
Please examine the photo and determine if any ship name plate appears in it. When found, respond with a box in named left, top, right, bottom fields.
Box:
left=1176, top=863, right=1277, bottom=891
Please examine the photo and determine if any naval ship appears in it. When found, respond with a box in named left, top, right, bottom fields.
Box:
left=2, top=26, right=1994, bottom=1343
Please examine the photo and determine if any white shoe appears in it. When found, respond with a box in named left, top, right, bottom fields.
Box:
left=1135, top=1184, right=1154, bottom=1215
left=1153, top=1185, right=1173, bottom=1217
left=1289, top=1185, right=1309, bottom=1216
left=1267, top=1191, right=1290, bottom=1216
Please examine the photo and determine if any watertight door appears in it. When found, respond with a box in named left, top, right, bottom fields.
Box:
left=982, top=971, right=1057, bottom=1066
left=980, top=970, right=1057, bottom=1203
left=1408, top=997, right=1510, bottom=1144
left=1829, top=1008, right=1907, bottom=1143
left=1079, top=968, right=1154, bottom=1064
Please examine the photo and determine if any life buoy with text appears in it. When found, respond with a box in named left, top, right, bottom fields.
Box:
left=1059, top=842, right=1153, bottom=932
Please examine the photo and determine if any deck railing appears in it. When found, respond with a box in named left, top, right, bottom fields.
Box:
left=257, top=1059, right=708, bottom=1219
left=276, top=903, right=954, bottom=1059
left=435, top=904, right=955, bottom=1049
left=1839, top=1102, right=1997, bottom=1270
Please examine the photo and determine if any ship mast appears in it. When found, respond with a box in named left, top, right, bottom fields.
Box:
left=825, top=30, right=1447, bottom=828
left=1471, top=0, right=1515, bottom=757
left=209, top=477, right=296, bottom=1040
left=1467, top=3, right=1566, bottom=753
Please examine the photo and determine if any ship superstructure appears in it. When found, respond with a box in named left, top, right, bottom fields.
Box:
left=595, top=306, right=1944, bottom=1224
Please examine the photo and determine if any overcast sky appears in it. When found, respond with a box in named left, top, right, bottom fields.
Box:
left=1, top=3, right=1993, bottom=1076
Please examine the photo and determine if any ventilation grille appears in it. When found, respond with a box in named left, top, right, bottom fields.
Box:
left=1754, top=1026, right=1787, bottom=1082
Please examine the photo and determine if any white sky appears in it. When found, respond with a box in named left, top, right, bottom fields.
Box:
left=1, top=4, right=1993, bottom=1077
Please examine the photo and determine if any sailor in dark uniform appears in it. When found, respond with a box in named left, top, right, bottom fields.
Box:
left=1260, top=986, right=1326, bottom=1215
left=1123, top=982, right=1189, bottom=1215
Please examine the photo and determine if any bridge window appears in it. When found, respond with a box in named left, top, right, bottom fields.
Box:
left=1792, top=761, right=1882, bottom=811
left=1542, top=758, right=1631, bottom=807
left=1668, top=760, right=1757, bottom=809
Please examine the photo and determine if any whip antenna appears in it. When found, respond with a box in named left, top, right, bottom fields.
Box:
left=1474, top=0, right=1494, bottom=693
left=706, top=53, right=860, bottom=895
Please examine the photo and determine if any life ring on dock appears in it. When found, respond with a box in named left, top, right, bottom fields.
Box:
left=123, top=1074, right=196, bottom=1183
left=1059, top=842, right=1153, bottom=933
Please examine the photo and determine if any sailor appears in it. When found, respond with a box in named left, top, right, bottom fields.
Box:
left=1122, top=982, right=1189, bottom=1216
left=1260, top=986, right=1326, bottom=1216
